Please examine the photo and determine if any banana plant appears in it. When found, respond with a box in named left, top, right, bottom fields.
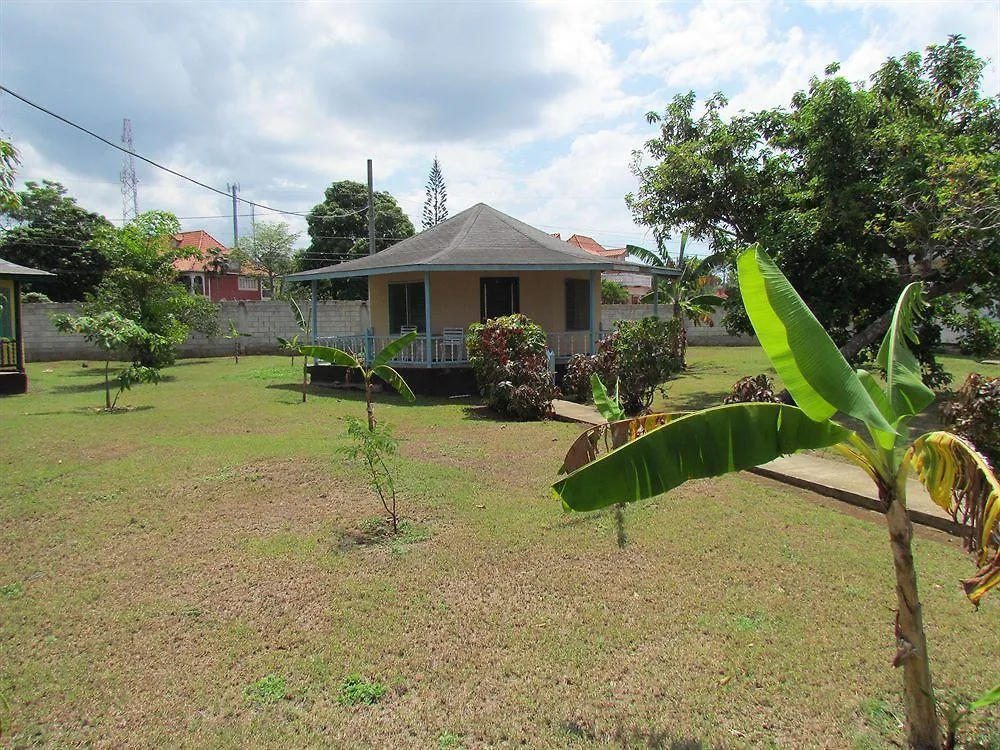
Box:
left=553, top=245, right=999, bottom=750
left=300, top=331, right=417, bottom=430
left=277, top=297, right=312, bottom=402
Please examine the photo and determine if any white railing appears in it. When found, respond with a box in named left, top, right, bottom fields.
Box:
left=312, top=330, right=592, bottom=366
left=0, top=338, right=17, bottom=370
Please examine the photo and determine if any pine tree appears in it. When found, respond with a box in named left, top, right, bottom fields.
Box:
left=421, top=157, right=448, bottom=230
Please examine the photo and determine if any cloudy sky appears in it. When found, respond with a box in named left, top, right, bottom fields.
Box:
left=1, top=0, right=997, bottom=260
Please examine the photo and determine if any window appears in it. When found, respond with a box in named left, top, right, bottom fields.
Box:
left=565, top=278, right=590, bottom=331
left=191, top=275, right=205, bottom=296
left=238, top=275, right=259, bottom=291
left=388, top=282, right=426, bottom=333
left=0, top=282, right=12, bottom=338
left=480, top=277, right=519, bottom=321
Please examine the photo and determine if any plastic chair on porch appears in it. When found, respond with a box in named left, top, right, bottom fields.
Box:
left=440, top=327, right=464, bottom=363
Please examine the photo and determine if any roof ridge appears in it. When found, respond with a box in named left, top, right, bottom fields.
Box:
left=491, top=208, right=601, bottom=262
left=423, top=203, right=482, bottom=264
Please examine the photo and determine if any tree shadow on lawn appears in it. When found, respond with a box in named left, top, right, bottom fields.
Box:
left=562, top=718, right=720, bottom=749
left=19, top=405, right=155, bottom=416
left=53, top=375, right=176, bottom=394
left=265, top=381, right=477, bottom=409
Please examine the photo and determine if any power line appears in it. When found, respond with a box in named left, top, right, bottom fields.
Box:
left=0, top=84, right=367, bottom=221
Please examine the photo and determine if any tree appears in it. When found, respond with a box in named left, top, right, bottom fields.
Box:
left=600, top=279, right=629, bottom=304
left=236, top=221, right=299, bottom=298
left=52, top=311, right=164, bottom=410
left=627, top=36, right=999, bottom=371
left=0, top=139, right=19, bottom=213
left=629, top=232, right=725, bottom=362
left=553, top=245, right=999, bottom=750
left=300, top=333, right=417, bottom=534
left=421, top=157, right=448, bottom=230
left=0, top=180, right=113, bottom=301
left=299, top=181, right=415, bottom=300
left=86, top=211, right=219, bottom=366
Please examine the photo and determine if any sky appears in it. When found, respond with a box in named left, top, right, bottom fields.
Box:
left=1, top=0, right=997, bottom=262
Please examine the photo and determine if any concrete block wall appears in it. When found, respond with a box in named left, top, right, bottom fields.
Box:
left=602, top=304, right=757, bottom=346
left=20, top=300, right=369, bottom=362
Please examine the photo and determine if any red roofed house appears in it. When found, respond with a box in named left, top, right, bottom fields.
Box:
left=566, top=234, right=650, bottom=303
left=171, top=230, right=263, bottom=302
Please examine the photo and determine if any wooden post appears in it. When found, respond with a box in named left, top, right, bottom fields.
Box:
left=589, top=270, right=598, bottom=354
left=424, top=271, right=432, bottom=363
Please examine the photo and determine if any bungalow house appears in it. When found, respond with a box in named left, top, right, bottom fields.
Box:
left=0, top=257, right=53, bottom=395
left=566, top=234, right=652, bottom=303
left=285, top=203, right=678, bottom=395
left=171, top=230, right=264, bottom=302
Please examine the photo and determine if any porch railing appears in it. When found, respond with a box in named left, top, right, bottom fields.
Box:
left=312, top=330, right=593, bottom=366
left=0, top=338, right=17, bottom=370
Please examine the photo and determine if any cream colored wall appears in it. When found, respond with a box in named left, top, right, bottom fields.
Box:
left=368, top=270, right=601, bottom=336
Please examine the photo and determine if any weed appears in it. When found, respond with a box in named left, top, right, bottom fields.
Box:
left=734, top=608, right=776, bottom=633
left=243, top=674, right=286, bottom=705
left=0, top=583, right=23, bottom=600
left=337, top=674, right=387, bottom=706
left=437, top=730, right=463, bottom=748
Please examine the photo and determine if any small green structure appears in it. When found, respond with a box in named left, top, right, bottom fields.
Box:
left=0, top=257, right=53, bottom=395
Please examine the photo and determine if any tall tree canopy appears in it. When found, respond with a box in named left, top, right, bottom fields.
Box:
left=0, top=180, right=113, bottom=301
left=236, top=220, right=299, bottom=299
left=421, top=157, right=448, bottom=230
left=299, top=180, right=414, bottom=299
left=0, top=139, right=19, bottom=213
left=627, top=36, right=999, bottom=365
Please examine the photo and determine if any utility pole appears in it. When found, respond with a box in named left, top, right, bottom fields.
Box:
left=120, top=118, right=139, bottom=224
left=367, top=159, right=375, bottom=256
left=227, top=182, right=240, bottom=249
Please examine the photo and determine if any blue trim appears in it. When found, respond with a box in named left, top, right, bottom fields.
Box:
left=423, top=272, right=432, bottom=363
left=286, top=262, right=622, bottom=281
left=588, top=270, right=598, bottom=354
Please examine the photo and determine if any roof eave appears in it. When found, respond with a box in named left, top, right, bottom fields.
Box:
left=285, top=261, right=617, bottom=281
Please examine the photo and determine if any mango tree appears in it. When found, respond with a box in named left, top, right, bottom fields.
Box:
left=553, top=246, right=999, bottom=749
left=301, top=332, right=416, bottom=533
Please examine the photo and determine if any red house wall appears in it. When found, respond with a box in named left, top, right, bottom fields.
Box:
left=206, top=274, right=261, bottom=302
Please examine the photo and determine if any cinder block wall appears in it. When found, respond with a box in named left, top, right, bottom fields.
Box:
left=601, top=304, right=757, bottom=346
left=20, top=300, right=369, bottom=362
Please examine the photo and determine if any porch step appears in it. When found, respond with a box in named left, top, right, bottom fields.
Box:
left=551, top=399, right=604, bottom=426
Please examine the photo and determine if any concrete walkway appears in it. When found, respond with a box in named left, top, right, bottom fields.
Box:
left=551, top=400, right=960, bottom=534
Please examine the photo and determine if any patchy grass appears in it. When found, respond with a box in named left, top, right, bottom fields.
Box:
left=0, top=352, right=996, bottom=748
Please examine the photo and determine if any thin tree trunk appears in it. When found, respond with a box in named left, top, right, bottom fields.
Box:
left=884, top=487, right=942, bottom=749
left=104, top=359, right=111, bottom=410
left=365, top=379, right=376, bottom=431
left=301, top=360, right=307, bottom=403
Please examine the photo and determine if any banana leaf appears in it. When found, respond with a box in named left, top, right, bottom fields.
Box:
left=875, top=282, right=935, bottom=419
left=906, top=431, right=1000, bottom=606
left=373, top=364, right=416, bottom=402
left=299, top=344, right=362, bottom=369
left=373, top=330, right=419, bottom=367
left=553, top=403, right=852, bottom=512
left=737, top=246, right=895, bottom=444
left=558, top=412, right=687, bottom=475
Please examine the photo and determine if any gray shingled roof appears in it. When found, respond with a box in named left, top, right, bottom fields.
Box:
left=0, top=257, right=54, bottom=278
left=286, top=203, right=679, bottom=280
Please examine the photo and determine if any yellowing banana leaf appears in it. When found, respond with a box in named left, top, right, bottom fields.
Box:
left=299, top=344, right=362, bottom=369
left=373, top=364, right=416, bottom=402
left=553, top=403, right=852, bottom=512
left=906, top=431, right=1000, bottom=606
left=558, top=412, right=687, bottom=475
left=737, top=246, right=895, bottom=444
left=373, top=330, right=419, bottom=367
left=875, top=282, right=935, bottom=419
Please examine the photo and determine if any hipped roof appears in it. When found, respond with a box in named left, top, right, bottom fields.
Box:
left=0, top=257, right=55, bottom=279
left=286, top=203, right=678, bottom=281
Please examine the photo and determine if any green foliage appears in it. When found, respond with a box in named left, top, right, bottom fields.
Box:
left=236, top=221, right=298, bottom=299
left=628, top=37, right=999, bottom=365
left=723, top=374, right=781, bottom=405
left=243, top=674, right=287, bottom=705
left=337, top=674, right=387, bottom=706
left=0, top=138, right=19, bottom=212
left=53, top=311, right=165, bottom=409
left=560, top=354, right=596, bottom=403
left=0, top=180, right=113, bottom=300
left=1, top=582, right=23, bottom=599
left=341, top=417, right=401, bottom=532
left=590, top=373, right=624, bottom=422
left=596, top=317, right=682, bottom=415
left=600, top=279, right=629, bottom=304
left=953, top=310, right=1000, bottom=359
left=20, top=291, right=52, bottom=303
left=466, top=314, right=557, bottom=421
left=422, top=157, right=448, bottom=230
left=436, top=730, right=463, bottom=748
left=940, top=374, right=999, bottom=468
left=299, top=180, right=414, bottom=299
left=224, top=319, right=251, bottom=363
left=83, top=211, right=220, bottom=367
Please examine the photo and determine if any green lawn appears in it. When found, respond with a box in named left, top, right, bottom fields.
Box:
left=1, top=350, right=997, bottom=749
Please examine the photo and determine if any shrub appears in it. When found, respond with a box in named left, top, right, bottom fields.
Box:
left=940, top=373, right=999, bottom=468
left=957, top=311, right=1000, bottom=359
left=594, top=317, right=682, bottom=414
left=561, top=354, right=595, bottom=403
left=601, top=279, right=629, bottom=304
left=21, top=291, right=52, bottom=303
left=723, top=374, right=781, bottom=404
left=467, top=314, right=558, bottom=420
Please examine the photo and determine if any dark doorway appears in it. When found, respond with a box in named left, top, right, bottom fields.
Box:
left=480, top=277, right=519, bottom=321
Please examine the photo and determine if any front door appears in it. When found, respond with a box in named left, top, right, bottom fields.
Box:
left=480, top=277, right=519, bottom=321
